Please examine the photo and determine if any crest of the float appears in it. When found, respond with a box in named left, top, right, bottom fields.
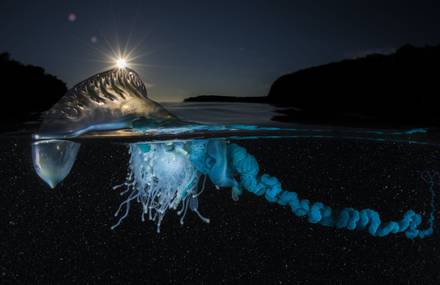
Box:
left=32, top=57, right=178, bottom=188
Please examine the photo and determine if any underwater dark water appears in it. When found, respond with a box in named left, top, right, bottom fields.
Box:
left=1, top=119, right=440, bottom=283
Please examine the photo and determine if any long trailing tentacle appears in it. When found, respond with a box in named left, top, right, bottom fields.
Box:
left=225, top=143, right=438, bottom=239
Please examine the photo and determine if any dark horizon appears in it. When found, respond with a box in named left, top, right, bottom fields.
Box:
left=1, top=0, right=440, bottom=102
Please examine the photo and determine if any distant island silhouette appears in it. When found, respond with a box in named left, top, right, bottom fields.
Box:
left=185, top=44, right=440, bottom=127
left=0, top=52, right=66, bottom=130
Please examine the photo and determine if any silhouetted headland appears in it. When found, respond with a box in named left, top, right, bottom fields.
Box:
left=185, top=44, right=440, bottom=127
left=0, top=53, right=66, bottom=131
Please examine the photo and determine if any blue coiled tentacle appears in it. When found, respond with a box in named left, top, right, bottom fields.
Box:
left=190, top=141, right=438, bottom=239
left=228, top=143, right=438, bottom=239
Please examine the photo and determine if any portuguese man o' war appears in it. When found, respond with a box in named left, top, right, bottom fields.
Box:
left=32, top=67, right=438, bottom=239
left=33, top=67, right=180, bottom=188
left=38, top=67, right=177, bottom=137
left=110, top=139, right=438, bottom=238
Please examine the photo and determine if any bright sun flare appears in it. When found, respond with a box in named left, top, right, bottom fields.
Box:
left=115, top=58, right=128, bottom=69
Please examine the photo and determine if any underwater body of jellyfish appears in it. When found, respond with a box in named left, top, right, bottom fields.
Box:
left=111, top=142, right=210, bottom=232
left=32, top=67, right=439, bottom=239
left=110, top=139, right=438, bottom=239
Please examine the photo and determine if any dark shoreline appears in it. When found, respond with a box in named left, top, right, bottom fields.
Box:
left=184, top=44, right=440, bottom=128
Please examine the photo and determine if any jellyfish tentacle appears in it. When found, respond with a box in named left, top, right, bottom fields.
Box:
left=112, top=140, right=437, bottom=237
left=226, top=143, right=438, bottom=239
left=113, top=142, right=210, bottom=232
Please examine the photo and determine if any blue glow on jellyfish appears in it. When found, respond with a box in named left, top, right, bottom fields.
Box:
left=111, top=139, right=439, bottom=239
left=112, top=142, right=209, bottom=232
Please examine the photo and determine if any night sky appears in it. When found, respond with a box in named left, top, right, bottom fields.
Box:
left=1, top=0, right=440, bottom=102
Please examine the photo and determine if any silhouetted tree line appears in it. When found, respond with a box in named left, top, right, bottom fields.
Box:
left=186, top=44, right=440, bottom=127
left=268, top=44, right=440, bottom=126
left=0, top=53, right=66, bottom=123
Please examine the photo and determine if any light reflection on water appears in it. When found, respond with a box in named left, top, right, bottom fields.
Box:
left=163, top=102, right=286, bottom=126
